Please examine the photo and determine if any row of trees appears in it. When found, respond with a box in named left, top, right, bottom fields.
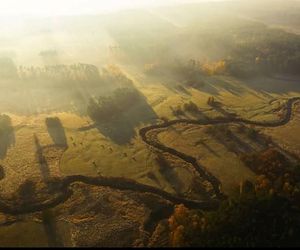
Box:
left=0, top=57, right=102, bottom=84
left=17, top=63, right=100, bottom=82
left=0, top=55, right=133, bottom=84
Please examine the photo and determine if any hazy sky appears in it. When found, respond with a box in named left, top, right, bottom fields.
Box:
left=0, top=0, right=222, bottom=17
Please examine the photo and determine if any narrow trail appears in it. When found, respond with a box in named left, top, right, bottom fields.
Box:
left=0, top=97, right=299, bottom=216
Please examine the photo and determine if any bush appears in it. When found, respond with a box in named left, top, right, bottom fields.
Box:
left=183, top=101, right=199, bottom=113
left=172, top=106, right=185, bottom=117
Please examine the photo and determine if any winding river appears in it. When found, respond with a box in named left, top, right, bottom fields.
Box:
left=0, top=97, right=299, bottom=215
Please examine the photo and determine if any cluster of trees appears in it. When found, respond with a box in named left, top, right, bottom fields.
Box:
left=183, top=101, right=199, bottom=114
left=172, top=101, right=199, bottom=117
left=207, top=96, right=216, bottom=106
left=168, top=190, right=300, bottom=247
left=167, top=146, right=300, bottom=247
left=87, top=87, right=142, bottom=123
left=201, top=60, right=227, bottom=76
left=240, top=148, right=300, bottom=200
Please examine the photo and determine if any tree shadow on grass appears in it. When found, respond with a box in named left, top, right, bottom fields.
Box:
left=88, top=87, right=158, bottom=145
left=206, top=125, right=254, bottom=156
left=0, top=115, right=15, bottom=159
left=195, top=139, right=220, bottom=157
left=17, top=180, right=36, bottom=202
left=45, top=117, right=68, bottom=147
left=156, top=154, right=184, bottom=195
left=34, top=134, right=50, bottom=181
left=42, top=209, right=64, bottom=247
left=210, top=102, right=238, bottom=119
left=243, top=75, right=300, bottom=94
left=0, top=165, right=4, bottom=180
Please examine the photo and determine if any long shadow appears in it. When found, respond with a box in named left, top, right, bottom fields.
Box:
left=42, top=209, right=64, bottom=247
left=197, top=77, right=245, bottom=96
left=210, top=102, right=238, bottom=119
left=268, top=138, right=300, bottom=164
left=88, top=86, right=158, bottom=145
left=0, top=115, right=15, bottom=159
left=174, top=84, right=191, bottom=96
left=213, top=134, right=243, bottom=155
left=34, top=134, right=50, bottom=181
left=215, top=79, right=244, bottom=97
left=45, top=117, right=68, bottom=147
left=0, top=165, right=4, bottom=180
left=243, top=75, right=300, bottom=94
left=244, top=128, right=270, bottom=149
left=156, top=154, right=184, bottom=195
left=207, top=126, right=253, bottom=155
left=17, top=180, right=36, bottom=202
left=33, top=133, right=64, bottom=247
left=195, top=139, right=220, bottom=157
left=228, top=132, right=254, bottom=154
left=209, top=124, right=272, bottom=157
left=170, top=106, right=188, bottom=119
left=195, top=108, right=211, bottom=121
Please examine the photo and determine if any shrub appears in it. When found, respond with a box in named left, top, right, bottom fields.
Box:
left=183, top=101, right=199, bottom=113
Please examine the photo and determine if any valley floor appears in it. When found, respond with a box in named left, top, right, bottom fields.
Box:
left=1, top=72, right=300, bottom=247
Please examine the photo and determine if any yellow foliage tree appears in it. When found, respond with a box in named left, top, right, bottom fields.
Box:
left=201, top=60, right=227, bottom=76
left=168, top=204, right=203, bottom=247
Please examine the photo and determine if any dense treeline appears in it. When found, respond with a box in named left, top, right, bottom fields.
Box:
left=0, top=58, right=101, bottom=84
left=145, top=19, right=300, bottom=80
left=224, top=22, right=300, bottom=77
left=18, top=64, right=100, bottom=82
left=0, top=59, right=134, bottom=91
